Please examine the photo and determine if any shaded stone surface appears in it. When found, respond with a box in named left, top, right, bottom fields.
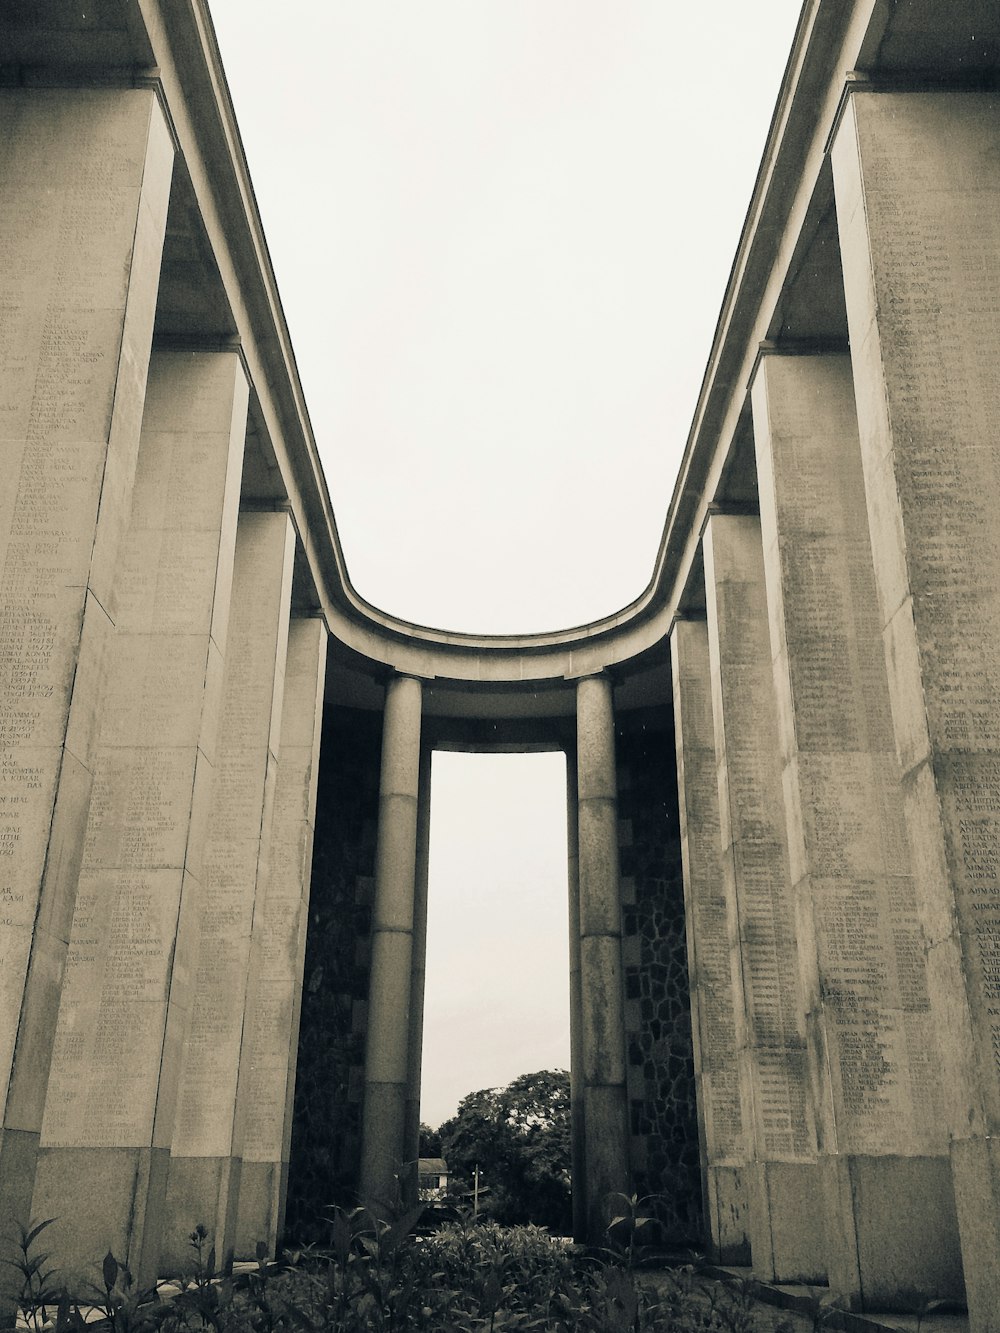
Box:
left=616, top=706, right=702, bottom=1243
left=284, top=705, right=381, bottom=1241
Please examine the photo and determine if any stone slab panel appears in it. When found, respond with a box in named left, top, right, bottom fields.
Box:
left=820, top=1153, right=963, bottom=1310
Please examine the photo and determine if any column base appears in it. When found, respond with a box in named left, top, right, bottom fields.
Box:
left=359, top=1080, right=407, bottom=1211
left=583, top=1084, right=629, bottom=1241
left=821, top=1152, right=963, bottom=1311
left=234, top=1159, right=288, bottom=1259
left=705, top=1164, right=751, bottom=1264
left=0, top=1129, right=40, bottom=1316
left=951, top=1137, right=1000, bottom=1331
left=31, top=1145, right=169, bottom=1289
left=162, top=1155, right=241, bottom=1276
left=748, top=1161, right=826, bottom=1283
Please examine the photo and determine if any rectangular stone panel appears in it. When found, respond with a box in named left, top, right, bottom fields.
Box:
left=0, top=88, right=173, bottom=1254
left=235, top=618, right=327, bottom=1255
left=165, top=511, right=294, bottom=1267
left=703, top=513, right=821, bottom=1283
left=832, top=90, right=1000, bottom=1323
left=30, top=352, right=248, bottom=1281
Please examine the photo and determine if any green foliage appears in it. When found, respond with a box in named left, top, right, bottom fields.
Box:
left=3, top=1207, right=806, bottom=1333
left=437, top=1070, right=571, bottom=1233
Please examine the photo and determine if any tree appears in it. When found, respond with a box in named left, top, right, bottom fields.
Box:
left=418, top=1122, right=442, bottom=1157
left=437, top=1069, right=571, bottom=1233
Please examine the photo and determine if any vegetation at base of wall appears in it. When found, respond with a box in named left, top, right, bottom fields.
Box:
left=13, top=1204, right=949, bottom=1333
left=3, top=1206, right=791, bottom=1333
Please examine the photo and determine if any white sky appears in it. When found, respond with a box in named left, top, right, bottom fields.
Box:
left=208, top=0, right=804, bottom=1124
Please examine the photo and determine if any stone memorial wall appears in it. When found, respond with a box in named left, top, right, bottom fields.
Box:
left=4, top=7, right=1000, bottom=1327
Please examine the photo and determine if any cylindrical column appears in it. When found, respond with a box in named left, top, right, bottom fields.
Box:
left=359, top=675, right=423, bottom=1207
left=234, top=615, right=328, bottom=1257
left=163, top=510, right=296, bottom=1272
left=670, top=617, right=750, bottom=1264
left=0, top=88, right=173, bottom=1277
left=402, top=746, right=433, bottom=1205
left=704, top=513, right=823, bottom=1284
left=30, top=350, right=248, bottom=1285
left=751, top=350, right=961, bottom=1308
left=831, top=87, right=1000, bottom=1328
left=576, top=674, right=629, bottom=1239
left=565, top=752, right=587, bottom=1242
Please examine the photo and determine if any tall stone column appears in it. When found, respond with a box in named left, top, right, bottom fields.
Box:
left=703, top=514, right=824, bottom=1283
left=576, top=675, right=630, bottom=1238
left=29, top=350, right=248, bottom=1284
left=402, top=746, right=432, bottom=1205
left=751, top=350, right=962, bottom=1307
left=235, top=616, right=328, bottom=1257
left=164, top=511, right=295, bottom=1270
left=0, top=89, right=173, bottom=1268
left=360, top=675, right=423, bottom=1207
left=832, top=87, right=1000, bottom=1328
left=670, top=618, right=750, bottom=1263
left=565, top=754, right=587, bottom=1242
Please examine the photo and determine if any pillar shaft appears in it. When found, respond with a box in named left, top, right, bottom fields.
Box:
left=752, top=350, right=962, bottom=1307
left=29, top=350, right=248, bottom=1284
left=703, top=514, right=824, bottom=1283
left=360, top=675, right=422, bottom=1207
left=0, top=88, right=173, bottom=1276
left=565, top=753, right=587, bottom=1243
left=576, top=675, right=629, bottom=1238
left=402, top=746, right=432, bottom=1205
left=670, top=618, right=750, bottom=1264
left=832, top=87, right=1000, bottom=1330
left=163, top=511, right=295, bottom=1270
left=234, top=616, right=328, bottom=1257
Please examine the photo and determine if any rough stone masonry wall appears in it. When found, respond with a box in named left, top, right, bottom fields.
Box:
left=616, top=706, right=703, bottom=1243
left=284, top=705, right=382, bottom=1241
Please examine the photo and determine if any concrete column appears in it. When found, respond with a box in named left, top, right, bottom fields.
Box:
left=360, top=675, right=423, bottom=1207
left=163, top=511, right=295, bottom=1270
left=576, top=674, right=630, bottom=1238
left=670, top=617, right=750, bottom=1264
left=402, top=746, right=432, bottom=1205
left=29, top=351, right=247, bottom=1284
left=751, top=350, right=963, bottom=1308
left=234, top=616, right=328, bottom=1257
left=832, top=87, right=1000, bottom=1329
left=0, top=88, right=173, bottom=1275
left=703, top=514, right=824, bottom=1283
left=565, top=752, right=587, bottom=1243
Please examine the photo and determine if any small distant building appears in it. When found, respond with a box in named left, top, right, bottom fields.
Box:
left=417, top=1158, right=449, bottom=1201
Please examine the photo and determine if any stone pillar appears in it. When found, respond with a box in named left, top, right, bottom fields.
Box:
left=566, top=753, right=587, bottom=1243
left=703, top=514, right=824, bottom=1283
left=402, top=746, right=432, bottom=1205
left=832, top=87, right=1000, bottom=1328
left=359, top=675, right=423, bottom=1207
left=0, top=88, right=173, bottom=1273
left=751, top=350, right=963, bottom=1307
left=576, top=674, right=630, bottom=1238
left=670, top=617, right=750, bottom=1264
left=163, top=511, right=295, bottom=1270
left=234, top=616, right=328, bottom=1257
left=29, top=351, right=247, bottom=1284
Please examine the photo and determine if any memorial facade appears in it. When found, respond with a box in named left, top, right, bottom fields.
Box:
left=2, top=1, right=1000, bottom=1326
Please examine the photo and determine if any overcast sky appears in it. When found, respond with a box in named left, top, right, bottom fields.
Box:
left=208, top=0, right=804, bottom=1125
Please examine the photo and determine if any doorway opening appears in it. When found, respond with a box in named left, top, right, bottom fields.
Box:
left=419, top=750, right=571, bottom=1228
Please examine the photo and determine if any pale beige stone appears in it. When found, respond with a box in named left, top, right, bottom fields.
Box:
left=671, top=619, right=750, bottom=1262
left=360, top=675, right=423, bottom=1203
left=0, top=87, right=173, bottom=1268
left=834, top=87, right=1000, bottom=1321
left=235, top=618, right=327, bottom=1255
